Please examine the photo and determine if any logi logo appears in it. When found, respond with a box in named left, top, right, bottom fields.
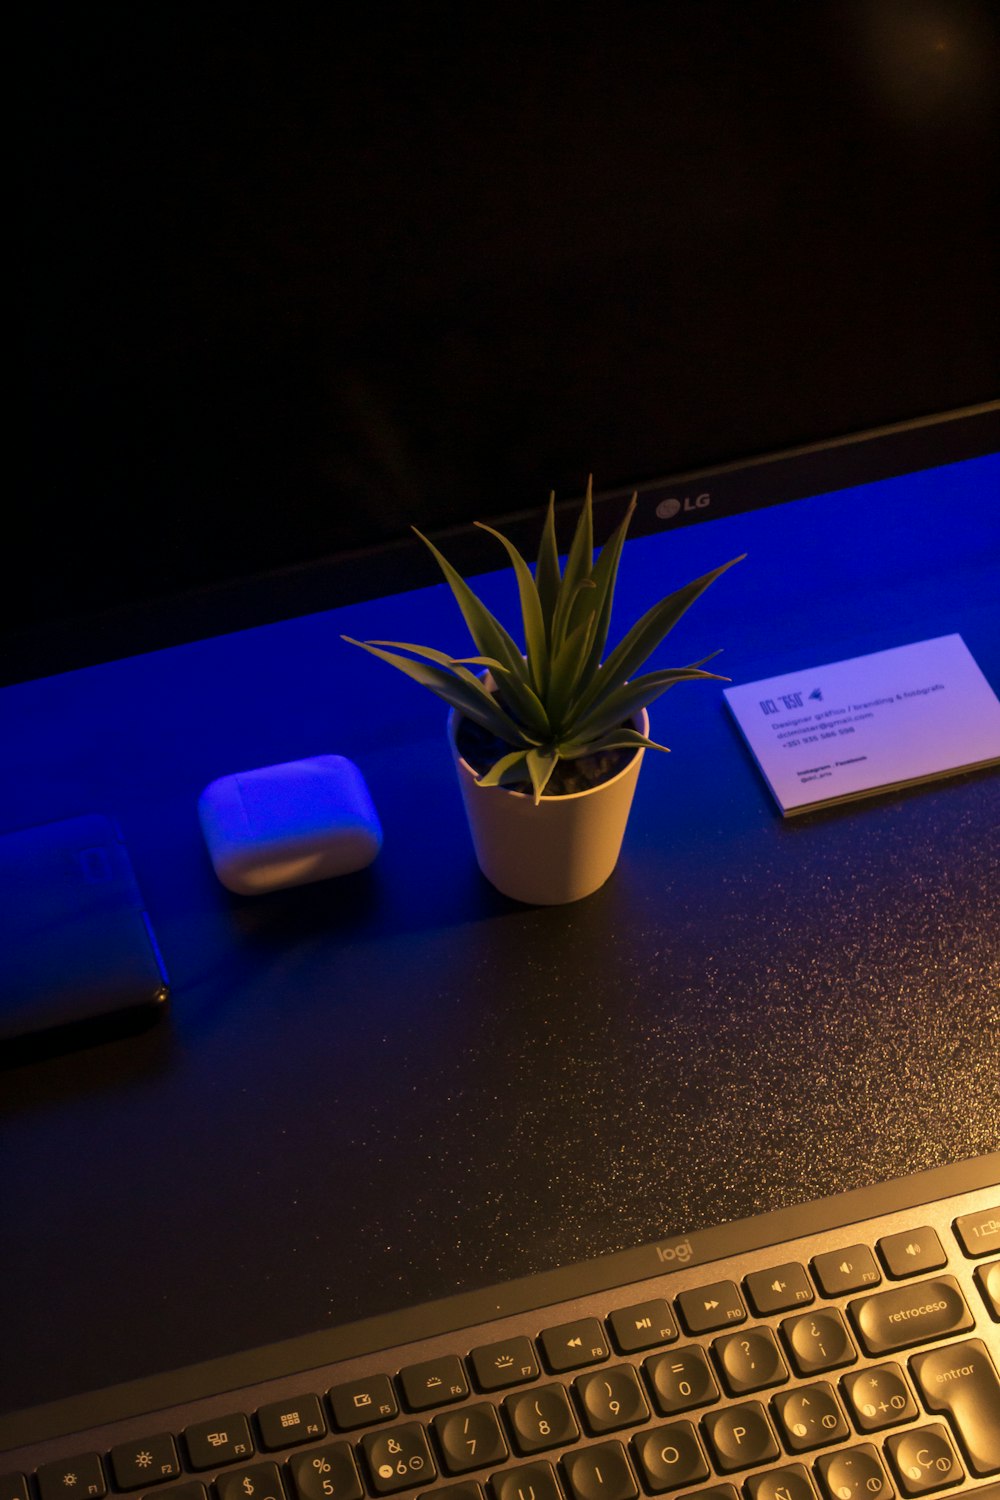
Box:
left=656, top=493, right=710, bottom=520
left=655, top=1236, right=694, bottom=1264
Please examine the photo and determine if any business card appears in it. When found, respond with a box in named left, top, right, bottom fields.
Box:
left=724, top=634, right=1000, bottom=815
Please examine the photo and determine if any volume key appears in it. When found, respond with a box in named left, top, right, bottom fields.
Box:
left=911, top=1339, right=1000, bottom=1476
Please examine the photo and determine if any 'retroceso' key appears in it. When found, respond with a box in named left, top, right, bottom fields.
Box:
left=848, top=1275, right=974, bottom=1357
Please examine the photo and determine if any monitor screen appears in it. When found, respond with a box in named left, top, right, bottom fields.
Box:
left=15, top=4, right=998, bottom=678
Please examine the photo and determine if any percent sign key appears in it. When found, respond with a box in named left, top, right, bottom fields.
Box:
left=288, top=1445, right=365, bottom=1500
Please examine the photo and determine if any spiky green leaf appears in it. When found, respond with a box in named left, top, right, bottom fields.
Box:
left=570, top=665, right=727, bottom=744
left=475, top=748, right=531, bottom=787
left=412, top=527, right=551, bottom=736
left=474, top=521, right=548, bottom=696
left=526, top=746, right=559, bottom=804
left=342, top=636, right=528, bottom=743
left=573, top=554, right=744, bottom=720
left=576, top=494, right=636, bottom=687
left=535, top=491, right=561, bottom=638
left=556, top=726, right=671, bottom=760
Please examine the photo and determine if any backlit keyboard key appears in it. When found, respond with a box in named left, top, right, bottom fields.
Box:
left=217, top=1465, right=286, bottom=1500
left=287, top=1443, right=362, bottom=1500
left=539, top=1318, right=609, bottom=1372
left=644, top=1347, right=718, bottom=1414
left=328, top=1374, right=398, bottom=1429
left=561, top=1441, right=638, bottom=1500
left=953, top=1207, right=1000, bottom=1257
left=184, top=1414, right=254, bottom=1469
left=362, top=1422, right=437, bottom=1493
left=811, top=1245, right=880, bottom=1296
left=257, top=1393, right=326, bottom=1448
left=885, top=1424, right=964, bottom=1495
left=607, top=1299, right=677, bottom=1354
left=469, top=1337, right=539, bottom=1392
left=911, top=1338, right=1000, bottom=1477
left=781, top=1309, right=856, bottom=1376
left=36, top=1459, right=106, bottom=1500
left=702, top=1402, right=780, bottom=1472
left=744, top=1263, right=813, bottom=1316
left=848, top=1276, right=973, bottom=1356
left=399, top=1354, right=468, bottom=1410
left=877, top=1227, right=946, bottom=1278
left=110, top=1434, right=181, bottom=1489
left=676, top=1281, right=745, bottom=1334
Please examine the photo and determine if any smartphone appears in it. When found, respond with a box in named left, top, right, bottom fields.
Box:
left=0, top=813, right=169, bottom=1053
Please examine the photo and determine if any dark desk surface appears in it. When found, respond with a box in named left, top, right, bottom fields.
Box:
left=2, top=456, right=999, bottom=1419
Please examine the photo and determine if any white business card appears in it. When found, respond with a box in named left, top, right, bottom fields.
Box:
left=724, top=634, right=1000, bottom=815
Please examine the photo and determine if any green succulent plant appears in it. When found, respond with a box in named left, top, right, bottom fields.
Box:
left=344, top=480, right=743, bottom=801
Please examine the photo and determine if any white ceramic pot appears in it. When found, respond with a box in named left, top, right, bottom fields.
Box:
left=447, top=707, right=649, bottom=905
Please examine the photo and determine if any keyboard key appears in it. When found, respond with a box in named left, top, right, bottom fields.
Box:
left=771, top=1382, right=849, bottom=1452
left=712, top=1327, right=787, bottom=1395
left=631, top=1421, right=710, bottom=1492
left=399, top=1355, right=469, bottom=1410
left=745, top=1464, right=818, bottom=1500
left=185, top=1413, right=254, bottom=1469
left=644, top=1347, right=718, bottom=1414
left=287, top=1443, right=362, bottom=1500
left=491, top=1462, right=561, bottom=1500
left=257, top=1394, right=326, bottom=1448
left=539, top=1318, right=609, bottom=1372
left=953, top=1206, right=1000, bottom=1257
left=561, top=1441, right=638, bottom=1500
left=37, top=1456, right=106, bottom=1500
left=676, top=1281, right=746, bottom=1334
left=110, top=1435, right=181, bottom=1489
left=815, top=1444, right=892, bottom=1500
left=877, top=1226, right=947, bottom=1278
left=781, top=1309, right=856, bottom=1375
left=434, top=1404, right=508, bottom=1474
left=840, top=1361, right=918, bottom=1431
left=848, top=1275, right=974, bottom=1357
left=504, top=1384, right=579, bottom=1454
left=217, top=1464, right=286, bottom=1500
left=0, top=1478, right=28, bottom=1500
left=574, top=1365, right=649, bottom=1434
left=975, top=1260, right=1000, bottom=1319
left=607, top=1300, right=677, bottom=1354
left=911, top=1337, right=1000, bottom=1477
left=811, top=1245, right=880, bottom=1296
left=469, top=1337, right=539, bottom=1391
left=362, top=1422, right=437, bottom=1493
left=328, top=1374, right=398, bottom=1430
left=744, top=1263, right=813, bottom=1316
left=885, top=1423, right=964, bottom=1495
left=701, top=1402, right=780, bottom=1472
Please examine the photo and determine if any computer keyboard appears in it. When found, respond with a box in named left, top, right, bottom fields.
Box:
left=3, top=1157, right=999, bottom=1500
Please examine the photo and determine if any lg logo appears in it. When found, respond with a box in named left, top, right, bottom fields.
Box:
left=656, top=493, right=710, bottom=520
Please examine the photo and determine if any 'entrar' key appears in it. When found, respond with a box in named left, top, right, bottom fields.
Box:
left=849, top=1275, right=974, bottom=1356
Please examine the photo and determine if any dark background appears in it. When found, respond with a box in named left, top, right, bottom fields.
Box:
left=18, top=2, right=998, bottom=643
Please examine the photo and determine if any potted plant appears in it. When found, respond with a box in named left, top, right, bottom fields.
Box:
left=344, top=480, right=741, bottom=904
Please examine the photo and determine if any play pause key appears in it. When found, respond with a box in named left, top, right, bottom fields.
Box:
left=607, top=1299, right=677, bottom=1353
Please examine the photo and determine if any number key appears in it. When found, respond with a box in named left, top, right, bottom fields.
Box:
left=362, top=1423, right=437, bottom=1494
left=504, top=1384, right=579, bottom=1454
left=217, top=1465, right=285, bottom=1500
left=434, top=1405, right=508, bottom=1474
left=288, top=1444, right=362, bottom=1500
left=644, top=1346, right=718, bottom=1414
left=574, top=1366, right=649, bottom=1433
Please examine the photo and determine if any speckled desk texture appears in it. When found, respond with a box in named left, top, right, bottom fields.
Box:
left=1, top=457, right=998, bottom=1417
